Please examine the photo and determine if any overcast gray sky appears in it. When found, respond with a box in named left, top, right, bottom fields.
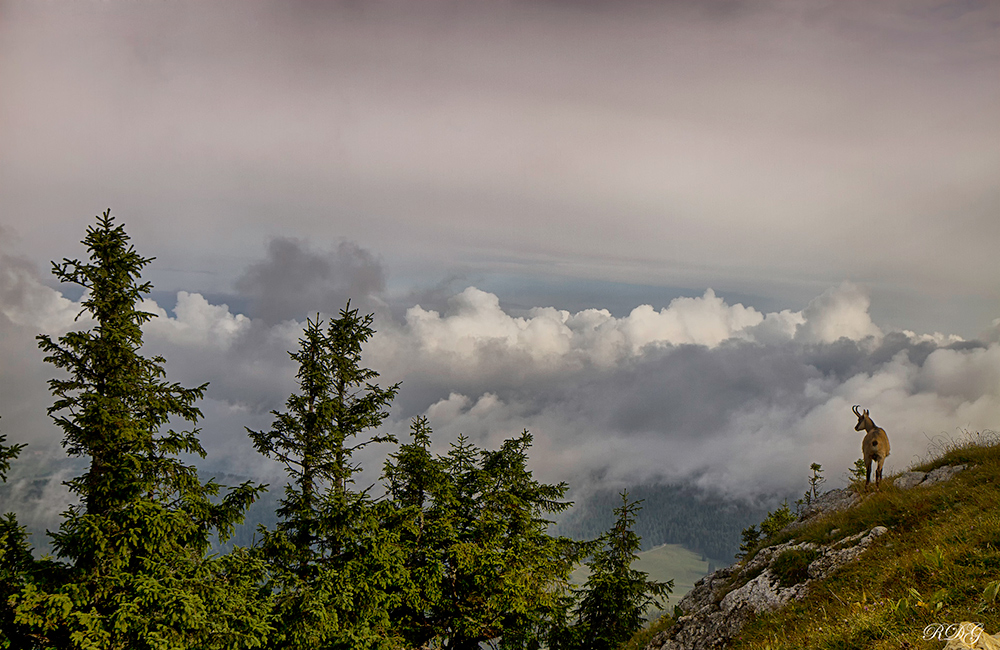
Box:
left=1, top=1, right=998, bottom=518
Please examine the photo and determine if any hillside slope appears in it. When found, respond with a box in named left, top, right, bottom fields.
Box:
left=641, top=432, right=1000, bottom=650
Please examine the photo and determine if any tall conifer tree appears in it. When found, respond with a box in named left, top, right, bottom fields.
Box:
left=566, top=491, right=672, bottom=650
left=13, top=211, right=269, bottom=649
left=249, top=305, right=404, bottom=649
left=0, top=422, right=34, bottom=648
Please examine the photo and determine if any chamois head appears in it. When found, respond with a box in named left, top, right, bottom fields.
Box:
left=853, top=405, right=874, bottom=432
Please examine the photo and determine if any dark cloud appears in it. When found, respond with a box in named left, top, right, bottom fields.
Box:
left=602, top=343, right=820, bottom=438
left=235, top=238, right=385, bottom=325
left=390, top=272, right=480, bottom=323
left=1, top=0, right=998, bottom=517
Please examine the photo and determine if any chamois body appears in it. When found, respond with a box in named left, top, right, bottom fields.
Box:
left=853, top=405, right=890, bottom=489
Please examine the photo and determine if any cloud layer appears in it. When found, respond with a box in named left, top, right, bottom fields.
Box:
left=368, top=281, right=996, bottom=497
left=3, top=246, right=997, bottom=512
left=2, top=1, right=997, bottom=550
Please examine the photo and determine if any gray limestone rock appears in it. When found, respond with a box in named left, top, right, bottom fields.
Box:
left=719, top=568, right=804, bottom=615
left=675, top=565, right=738, bottom=615
left=894, top=471, right=928, bottom=489
left=924, top=464, right=967, bottom=485
left=809, top=527, right=887, bottom=580
left=893, top=465, right=967, bottom=490
left=800, top=488, right=860, bottom=520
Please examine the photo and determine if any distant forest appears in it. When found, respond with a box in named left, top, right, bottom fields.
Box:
left=554, top=484, right=771, bottom=563
left=200, top=477, right=773, bottom=564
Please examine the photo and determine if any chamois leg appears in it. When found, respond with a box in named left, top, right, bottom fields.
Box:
left=865, top=457, right=873, bottom=490
left=876, top=457, right=885, bottom=489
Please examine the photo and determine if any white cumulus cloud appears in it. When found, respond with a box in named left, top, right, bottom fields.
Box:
left=3, top=259, right=999, bottom=505
left=796, top=282, right=882, bottom=344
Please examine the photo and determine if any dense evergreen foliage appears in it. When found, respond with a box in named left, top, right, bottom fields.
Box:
left=384, top=418, right=585, bottom=649
left=248, top=308, right=404, bottom=649
left=0, top=212, right=677, bottom=649
left=7, top=212, right=269, bottom=648
left=0, top=423, right=34, bottom=649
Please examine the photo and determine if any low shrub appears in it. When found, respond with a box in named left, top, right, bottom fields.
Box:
left=771, top=548, right=819, bottom=588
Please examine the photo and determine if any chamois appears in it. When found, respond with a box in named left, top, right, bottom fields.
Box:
left=853, top=405, right=890, bottom=489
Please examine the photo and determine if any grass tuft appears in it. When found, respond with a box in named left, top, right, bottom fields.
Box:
left=620, top=613, right=676, bottom=650
left=771, top=548, right=820, bottom=588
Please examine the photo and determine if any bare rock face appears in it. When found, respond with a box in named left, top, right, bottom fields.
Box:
left=808, top=527, right=888, bottom=579
left=674, top=564, right=739, bottom=615
left=719, top=562, right=805, bottom=614
left=893, top=465, right=967, bottom=490
left=799, top=488, right=860, bottom=520
left=895, top=471, right=929, bottom=489
left=924, top=464, right=968, bottom=485
left=644, top=527, right=888, bottom=650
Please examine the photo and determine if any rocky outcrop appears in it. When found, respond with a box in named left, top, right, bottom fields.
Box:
left=802, top=465, right=967, bottom=518
left=798, top=487, right=859, bottom=520
left=645, top=527, right=887, bottom=650
left=894, top=464, right=967, bottom=490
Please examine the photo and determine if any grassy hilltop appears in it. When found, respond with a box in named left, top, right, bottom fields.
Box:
left=627, top=431, right=1000, bottom=650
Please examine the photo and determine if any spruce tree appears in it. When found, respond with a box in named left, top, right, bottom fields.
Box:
left=0, top=422, right=34, bottom=648
left=249, top=306, right=404, bottom=649
left=12, top=211, right=269, bottom=649
left=567, top=491, right=672, bottom=650
left=384, top=423, right=583, bottom=650
left=380, top=416, right=448, bottom=647
left=0, top=423, right=25, bottom=484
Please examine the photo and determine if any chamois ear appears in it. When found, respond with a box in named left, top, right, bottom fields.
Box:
left=864, top=409, right=869, bottom=417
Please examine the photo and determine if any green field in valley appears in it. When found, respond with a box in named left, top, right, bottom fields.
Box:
left=572, top=542, right=726, bottom=610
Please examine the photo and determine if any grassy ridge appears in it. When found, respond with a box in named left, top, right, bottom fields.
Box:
left=621, top=431, right=1000, bottom=650
left=734, top=434, right=1000, bottom=650
left=732, top=431, right=1000, bottom=649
